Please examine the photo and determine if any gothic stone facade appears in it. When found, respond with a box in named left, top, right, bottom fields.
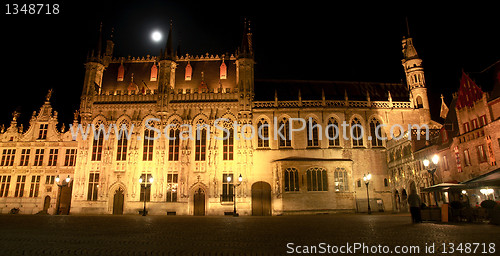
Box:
left=1, top=26, right=439, bottom=215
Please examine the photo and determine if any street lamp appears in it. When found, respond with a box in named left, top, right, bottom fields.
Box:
left=363, top=173, right=372, bottom=214
left=139, top=175, right=153, bottom=216
left=228, top=174, right=243, bottom=217
left=55, top=175, right=71, bottom=215
left=423, top=154, right=439, bottom=207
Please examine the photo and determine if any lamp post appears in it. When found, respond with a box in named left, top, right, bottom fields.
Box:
left=55, top=175, right=71, bottom=215
left=363, top=173, right=372, bottom=214
left=139, top=175, right=153, bottom=216
left=227, top=174, right=243, bottom=217
left=423, top=154, right=439, bottom=207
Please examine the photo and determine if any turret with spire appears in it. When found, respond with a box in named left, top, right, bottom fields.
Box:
left=157, top=19, right=176, bottom=115
left=401, top=18, right=430, bottom=123
left=237, top=18, right=255, bottom=112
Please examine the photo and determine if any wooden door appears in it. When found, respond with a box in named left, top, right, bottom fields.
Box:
left=252, top=182, right=272, bottom=216
left=113, top=188, right=124, bottom=215
left=193, top=188, right=205, bottom=216
left=43, top=196, right=51, bottom=212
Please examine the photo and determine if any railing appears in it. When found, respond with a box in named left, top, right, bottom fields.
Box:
left=253, top=100, right=412, bottom=109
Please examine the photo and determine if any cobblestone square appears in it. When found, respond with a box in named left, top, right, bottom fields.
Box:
left=0, top=214, right=498, bottom=255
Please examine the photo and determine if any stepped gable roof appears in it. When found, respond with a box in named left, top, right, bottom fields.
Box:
left=254, top=79, right=407, bottom=102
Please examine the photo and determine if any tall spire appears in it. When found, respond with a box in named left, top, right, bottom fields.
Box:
left=97, top=22, right=103, bottom=58
left=162, top=19, right=174, bottom=60
left=405, top=16, right=411, bottom=37
left=239, top=18, right=253, bottom=58
left=402, top=18, right=418, bottom=61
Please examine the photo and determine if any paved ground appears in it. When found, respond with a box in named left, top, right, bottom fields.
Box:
left=0, top=213, right=498, bottom=255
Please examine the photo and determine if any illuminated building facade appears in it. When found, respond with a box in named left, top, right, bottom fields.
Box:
left=1, top=22, right=440, bottom=215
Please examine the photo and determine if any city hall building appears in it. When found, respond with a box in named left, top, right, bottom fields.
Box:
left=0, top=22, right=440, bottom=215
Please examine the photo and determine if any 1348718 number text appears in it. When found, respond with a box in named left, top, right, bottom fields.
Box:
left=5, top=4, right=60, bottom=15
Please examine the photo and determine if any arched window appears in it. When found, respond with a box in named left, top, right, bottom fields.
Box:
left=257, top=119, right=270, bottom=148
left=117, top=62, right=124, bottom=82
left=223, top=127, right=234, bottom=160
left=168, top=120, right=180, bottom=161
left=327, top=118, right=340, bottom=147
left=415, top=96, right=423, bottom=109
left=306, top=167, right=328, bottom=191
left=91, top=121, right=104, bottom=161
left=351, top=117, right=364, bottom=147
left=116, top=121, right=129, bottom=161
left=369, top=118, right=384, bottom=147
left=278, top=118, right=291, bottom=148
left=334, top=168, right=348, bottom=192
left=195, top=119, right=207, bottom=161
left=150, top=63, right=158, bottom=81
left=220, top=61, right=227, bottom=80
left=185, top=62, right=192, bottom=81
left=306, top=118, right=320, bottom=147
left=143, top=122, right=156, bottom=161
left=284, top=168, right=299, bottom=192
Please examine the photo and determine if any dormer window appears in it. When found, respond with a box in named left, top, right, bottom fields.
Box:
left=150, top=63, right=158, bottom=81
left=185, top=63, right=192, bottom=81
left=38, top=124, right=48, bottom=139
left=220, top=61, right=227, bottom=80
left=117, top=63, right=125, bottom=81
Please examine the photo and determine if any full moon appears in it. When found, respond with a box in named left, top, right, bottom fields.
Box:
left=151, top=31, right=162, bottom=42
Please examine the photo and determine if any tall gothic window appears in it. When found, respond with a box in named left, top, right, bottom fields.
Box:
left=334, top=168, right=348, bottom=192
left=370, top=118, right=384, bottom=147
left=307, top=118, right=320, bottom=147
left=327, top=118, right=340, bottom=147
left=306, top=167, right=328, bottom=192
left=116, top=122, right=129, bottom=161
left=195, top=126, right=207, bottom=161
left=166, top=173, right=178, bottom=202
left=168, top=125, right=180, bottom=161
left=221, top=174, right=234, bottom=202
left=278, top=118, right=291, bottom=148
left=143, top=128, right=155, bottom=161
left=87, top=172, right=99, bottom=201
left=140, top=174, right=152, bottom=202
left=284, top=168, right=299, bottom=192
left=91, top=126, right=104, bottom=161
left=223, top=127, right=234, bottom=161
left=257, top=119, right=270, bottom=148
left=351, top=118, right=364, bottom=147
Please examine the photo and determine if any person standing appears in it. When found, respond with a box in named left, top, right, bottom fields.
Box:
left=408, top=190, right=422, bottom=223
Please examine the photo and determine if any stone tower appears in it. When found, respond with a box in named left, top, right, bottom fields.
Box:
left=402, top=31, right=431, bottom=123
left=157, top=21, right=176, bottom=116
left=237, top=19, right=254, bottom=113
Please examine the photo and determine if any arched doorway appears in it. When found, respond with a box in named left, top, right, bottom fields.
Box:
left=251, top=181, right=271, bottom=216
left=43, top=196, right=51, bottom=212
left=113, top=188, right=124, bottom=215
left=193, top=188, right=205, bottom=216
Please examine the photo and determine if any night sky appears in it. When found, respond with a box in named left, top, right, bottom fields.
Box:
left=1, top=1, right=499, bottom=127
